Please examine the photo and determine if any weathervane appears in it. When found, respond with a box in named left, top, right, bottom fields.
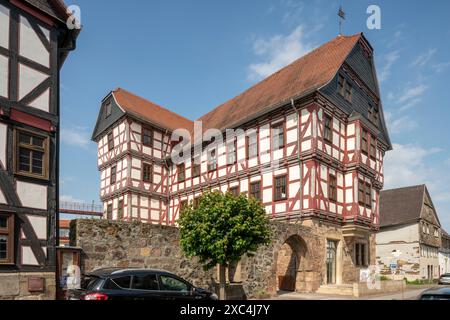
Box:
left=338, top=6, right=346, bottom=35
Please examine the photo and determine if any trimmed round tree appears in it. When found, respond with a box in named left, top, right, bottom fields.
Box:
left=178, top=190, right=272, bottom=300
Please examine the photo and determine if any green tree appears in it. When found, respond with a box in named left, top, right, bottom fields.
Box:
left=178, top=190, right=272, bottom=300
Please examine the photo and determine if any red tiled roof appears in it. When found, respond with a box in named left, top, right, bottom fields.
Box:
left=112, top=88, right=194, bottom=132
left=59, top=220, right=71, bottom=229
left=110, top=34, right=361, bottom=133
left=199, top=33, right=362, bottom=131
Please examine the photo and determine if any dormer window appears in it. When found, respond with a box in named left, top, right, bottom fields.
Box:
left=345, top=82, right=352, bottom=102
left=338, top=75, right=345, bottom=96
left=368, top=104, right=379, bottom=126
left=105, top=102, right=112, bottom=118
left=337, top=74, right=352, bottom=103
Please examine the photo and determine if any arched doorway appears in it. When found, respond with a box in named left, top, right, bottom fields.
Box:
left=276, top=235, right=307, bottom=292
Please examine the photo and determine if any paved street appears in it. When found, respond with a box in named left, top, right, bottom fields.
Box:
left=272, top=286, right=436, bottom=300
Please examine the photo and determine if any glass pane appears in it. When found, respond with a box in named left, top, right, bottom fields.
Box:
left=132, top=274, right=159, bottom=290
left=0, top=235, right=7, bottom=260
left=160, top=275, right=188, bottom=292
left=32, top=136, right=44, bottom=147
left=0, top=217, right=7, bottom=228
left=19, top=148, right=31, bottom=172
left=112, top=276, right=131, bottom=289
left=19, top=132, right=31, bottom=145
left=32, top=151, right=44, bottom=174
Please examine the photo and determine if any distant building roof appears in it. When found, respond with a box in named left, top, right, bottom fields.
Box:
left=379, top=185, right=426, bottom=228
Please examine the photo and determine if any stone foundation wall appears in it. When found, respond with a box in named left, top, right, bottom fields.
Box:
left=71, top=219, right=374, bottom=299
left=0, top=272, right=55, bottom=300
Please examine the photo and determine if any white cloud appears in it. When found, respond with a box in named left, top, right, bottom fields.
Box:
left=432, top=61, right=450, bottom=73
left=384, top=143, right=441, bottom=189
left=387, top=115, right=418, bottom=134
left=411, top=48, right=436, bottom=68
left=378, top=50, right=400, bottom=83
left=397, top=84, right=427, bottom=104
left=248, top=25, right=315, bottom=82
left=61, top=126, right=91, bottom=148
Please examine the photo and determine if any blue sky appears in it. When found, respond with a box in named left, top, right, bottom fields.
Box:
left=60, top=0, right=450, bottom=230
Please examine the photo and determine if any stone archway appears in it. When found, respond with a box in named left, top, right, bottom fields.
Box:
left=276, top=235, right=308, bottom=292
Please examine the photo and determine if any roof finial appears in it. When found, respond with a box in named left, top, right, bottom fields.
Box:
left=338, top=5, right=346, bottom=36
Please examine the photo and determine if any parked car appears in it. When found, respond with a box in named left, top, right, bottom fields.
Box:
left=417, top=286, right=450, bottom=300
left=438, top=273, right=450, bottom=285
left=66, top=267, right=218, bottom=300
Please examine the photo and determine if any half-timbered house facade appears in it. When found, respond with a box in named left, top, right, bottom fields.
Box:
left=92, top=33, right=392, bottom=291
left=0, top=0, right=79, bottom=299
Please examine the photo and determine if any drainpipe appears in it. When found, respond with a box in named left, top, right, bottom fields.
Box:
left=291, top=99, right=303, bottom=217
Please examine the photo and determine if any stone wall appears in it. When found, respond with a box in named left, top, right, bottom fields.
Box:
left=0, top=272, right=55, bottom=300
left=70, top=218, right=373, bottom=298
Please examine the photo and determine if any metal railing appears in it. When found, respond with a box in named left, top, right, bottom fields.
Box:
left=59, top=201, right=103, bottom=216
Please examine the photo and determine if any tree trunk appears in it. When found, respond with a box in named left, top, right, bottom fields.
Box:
left=219, top=264, right=226, bottom=300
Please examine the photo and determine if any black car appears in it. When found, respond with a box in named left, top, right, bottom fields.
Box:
left=417, top=286, right=450, bottom=300
left=66, top=268, right=218, bottom=301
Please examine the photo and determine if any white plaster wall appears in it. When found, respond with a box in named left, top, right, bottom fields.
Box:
left=0, top=122, right=6, bottom=168
left=16, top=181, right=47, bottom=210
left=0, top=188, right=6, bottom=204
left=19, top=63, right=48, bottom=100
left=19, top=16, right=49, bottom=67
left=28, top=215, right=47, bottom=240
left=0, top=54, right=8, bottom=97
left=0, top=4, right=9, bottom=49
left=376, top=223, right=419, bottom=245
left=22, top=246, right=39, bottom=266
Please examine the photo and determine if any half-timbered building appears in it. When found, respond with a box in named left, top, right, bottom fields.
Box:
left=0, top=0, right=79, bottom=299
left=92, top=33, right=392, bottom=291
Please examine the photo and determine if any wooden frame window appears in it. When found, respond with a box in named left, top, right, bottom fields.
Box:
left=117, top=200, right=124, bottom=220
left=361, top=129, right=368, bottom=155
left=246, top=133, right=258, bottom=159
left=207, top=148, right=217, bottom=172
left=274, top=175, right=287, bottom=201
left=108, top=132, right=114, bottom=151
left=143, top=163, right=152, bottom=183
left=142, top=127, right=152, bottom=147
left=329, top=174, right=337, bottom=202
left=370, top=135, right=377, bottom=160
left=177, top=163, right=185, bottom=182
left=193, top=197, right=200, bottom=208
left=105, top=102, right=112, bottom=118
left=358, top=180, right=372, bottom=208
left=227, top=138, right=237, bottom=165
left=338, top=74, right=345, bottom=96
left=15, top=129, right=49, bottom=180
left=110, top=165, right=117, bottom=184
left=324, top=114, right=333, bottom=143
left=250, top=181, right=262, bottom=200
left=192, top=156, right=201, bottom=178
left=345, top=82, right=352, bottom=102
left=229, top=186, right=239, bottom=197
left=106, top=204, right=113, bottom=220
left=365, top=182, right=372, bottom=209
left=355, top=243, right=367, bottom=267
left=180, top=200, right=188, bottom=215
left=0, top=213, right=14, bottom=264
left=272, top=124, right=285, bottom=151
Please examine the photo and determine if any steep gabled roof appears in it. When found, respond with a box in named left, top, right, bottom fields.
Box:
left=112, top=88, right=194, bottom=132
left=379, top=185, right=426, bottom=228
left=23, top=0, right=70, bottom=23
left=198, top=34, right=361, bottom=131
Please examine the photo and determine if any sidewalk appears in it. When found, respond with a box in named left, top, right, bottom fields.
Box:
left=272, top=285, right=435, bottom=300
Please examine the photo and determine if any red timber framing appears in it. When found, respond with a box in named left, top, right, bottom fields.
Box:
left=94, top=33, right=391, bottom=232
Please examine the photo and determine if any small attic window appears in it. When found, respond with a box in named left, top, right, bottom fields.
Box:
left=368, top=104, right=379, bottom=126
left=105, top=101, right=112, bottom=118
